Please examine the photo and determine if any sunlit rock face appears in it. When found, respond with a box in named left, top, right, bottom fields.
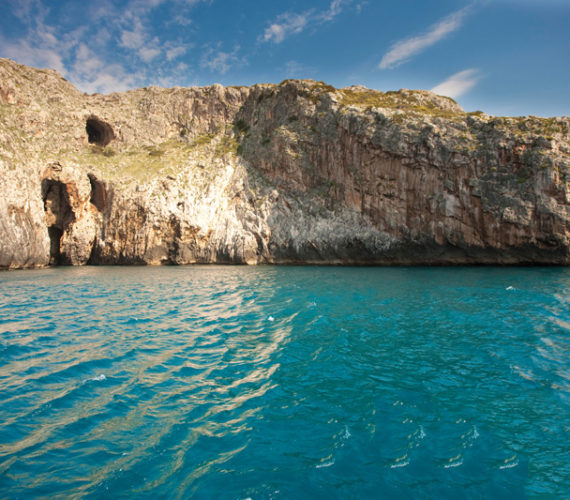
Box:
left=1, top=58, right=569, bottom=269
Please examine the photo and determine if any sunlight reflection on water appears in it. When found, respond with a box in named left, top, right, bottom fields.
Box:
left=0, top=265, right=569, bottom=497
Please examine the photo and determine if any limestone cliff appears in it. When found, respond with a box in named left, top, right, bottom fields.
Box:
left=1, top=58, right=568, bottom=268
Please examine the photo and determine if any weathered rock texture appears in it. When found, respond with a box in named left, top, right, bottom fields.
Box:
left=1, top=58, right=569, bottom=268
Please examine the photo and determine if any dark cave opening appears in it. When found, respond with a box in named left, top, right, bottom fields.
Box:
left=47, top=226, right=63, bottom=264
left=86, top=116, right=115, bottom=147
left=88, top=173, right=107, bottom=212
left=41, top=179, right=75, bottom=265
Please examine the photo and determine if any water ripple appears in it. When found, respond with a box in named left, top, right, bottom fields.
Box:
left=0, top=266, right=568, bottom=497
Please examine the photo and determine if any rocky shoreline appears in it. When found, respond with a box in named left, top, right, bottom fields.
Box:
left=1, top=58, right=568, bottom=269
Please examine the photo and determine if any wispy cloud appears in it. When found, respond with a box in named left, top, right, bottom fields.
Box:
left=431, top=68, right=480, bottom=98
left=139, top=46, right=161, bottom=62
left=261, top=12, right=311, bottom=44
left=260, top=0, right=351, bottom=44
left=379, top=7, right=469, bottom=70
left=1, top=37, right=67, bottom=75
left=0, top=0, right=71, bottom=75
left=71, top=42, right=142, bottom=94
left=6, top=0, right=46, bottom=25
left=1, top=0, right=206, bottom=94
left=74, top=65, right=142, bottom=94
left=200, top=45, right=242, bottom=74
left=284, top=60, right=314, bottom=78
left=319, top=0, right=348, bottom=22
left=120, top=28, right=145, bottom=50
left=115, top=0, right=205, bottom=64
left=173, top=14, right=192, bottom=26
left=166, top=45, right=187, bottom=61
left=119, top=15, right=164, bottom=63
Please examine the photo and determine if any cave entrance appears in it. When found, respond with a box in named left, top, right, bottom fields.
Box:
left=88, top=173, right=108, bottom=212
left=41, top=179, right=75, bottom=265
left=86, top=116, right=115, bottom=147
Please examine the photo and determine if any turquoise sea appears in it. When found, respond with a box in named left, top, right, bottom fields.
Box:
left=0, top=266, right=569, bottom=498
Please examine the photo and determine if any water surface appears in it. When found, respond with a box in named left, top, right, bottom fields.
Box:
left=1, top=266, right=569, bottom=498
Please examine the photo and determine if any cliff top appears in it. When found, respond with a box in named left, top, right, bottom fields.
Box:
left=0, top=57, right=568, bottom=186
left=2, top=57, right=568, bottom=122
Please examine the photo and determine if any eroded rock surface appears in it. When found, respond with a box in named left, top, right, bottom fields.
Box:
left=0, top=58, right=568, bottom=268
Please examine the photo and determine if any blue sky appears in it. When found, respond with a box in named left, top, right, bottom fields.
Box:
left=0, top=0, right=568, bottom=116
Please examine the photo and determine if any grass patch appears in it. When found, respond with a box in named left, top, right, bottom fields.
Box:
left=339, top=88, right=462, bottom=119
left=215, top=135, right=239, bottom=156
left=190, top=133, right=215, bottom=147
left=492, top=116, right=569, bottom=138
left=59, top=139, right=201, bottom=182
left=90, top=145, right=116, bottom=157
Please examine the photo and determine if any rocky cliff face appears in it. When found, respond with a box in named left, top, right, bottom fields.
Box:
left=1, top=58, right=569, bottom=268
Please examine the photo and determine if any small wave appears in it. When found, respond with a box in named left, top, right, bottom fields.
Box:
left=472, top=426, right=479, bottom=439
left=499, top=461, right=518, bottom=470
left=506, top=286, right=515, bottom=291
left=390, top=454, right=410, bottom=469
left=316, top=459, right=335, bottom=469
left=418, top=425, right=426, bottom=439
left=553, top=317, right=570, bottom=331
left=499, top=455, right=519, bottom=469
left=267, top=316, right=275, bottom=322
left=444, top=460, right=463, bottom=469
left=443, top=455, right=463, bottom=469
left=390, top=461, right=409, bottom=469
left=512, top=364, right=536, bottom=382
left=343, top=425, right=351, bottom=440
left=80, top=373, right=107, bottom=385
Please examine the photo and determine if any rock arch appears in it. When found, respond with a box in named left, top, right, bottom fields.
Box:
left=86, top=116, right=115, bottom=146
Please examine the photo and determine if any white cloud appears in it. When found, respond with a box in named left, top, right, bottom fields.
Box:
left=379, top=7, right=469, bottom=70
left=120, top=23, right=146, bottom=49
left=200, top=46, right=241, bottom=74
left=320, top=0, right=349, bottom=22
left=261, top=0, right=351, bottom=44
left=6, top=0, right=46, bottom=25
left=173, top=14, right=192, bottom=26
left=166, top=46, right=187, bottom=61
left=124, top=0, right=168, bottom=18
left=39, top=31, right=58, bottom=47
left=75, top=43, right=104, bottom=74
left=1, top=0, right=203, bottom=93
left=74, top=66, right=142, bottom=94
left=139, top=47, right=161, bottom=62
left=431, top=68, right=480, bottom=98
left=69, top=42, right=141, bottom=94
left=262, top=12, right=310, bottom=44
left=88, top=0, right=118, bottom=22
left=118, top=17, right=168, bottom=63
left=0, top=37, right=67, bottom=75
left=120, top=30, right=144, bottom=49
